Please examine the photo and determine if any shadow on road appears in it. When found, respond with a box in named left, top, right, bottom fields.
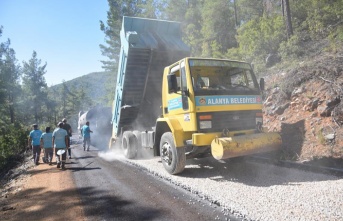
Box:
left=178, top=156, right=341, bottom=187
left=68, top=167, right=101, bottom=172
left=2, top=186, right=163, bottom=221
left=74, top=156, right=96, bottom=160
left=77, top=187, right=164, bottom=220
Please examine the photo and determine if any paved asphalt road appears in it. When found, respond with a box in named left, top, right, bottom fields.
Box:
left=66, top=143, right=236, bottom=221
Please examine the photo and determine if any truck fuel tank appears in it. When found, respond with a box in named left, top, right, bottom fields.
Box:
left=211, top=132, right=282, bottom=160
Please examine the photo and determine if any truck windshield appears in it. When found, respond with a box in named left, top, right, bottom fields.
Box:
left=188, top=59, right=260, bottom=95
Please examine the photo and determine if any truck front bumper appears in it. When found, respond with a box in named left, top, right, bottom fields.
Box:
left=210, top=132, right=282, bottom=160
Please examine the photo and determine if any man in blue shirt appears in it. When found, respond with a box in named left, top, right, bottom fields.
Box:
left=81, top=121, right=93, bottom=151
left=40, top=127, right=53, bottom=165
left=52, top=122, right=69, bottom=170
left=28, top=124, right=43, bottom=165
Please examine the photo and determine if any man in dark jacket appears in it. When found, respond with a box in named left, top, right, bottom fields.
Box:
left=62, top=118, right=72, bottom=159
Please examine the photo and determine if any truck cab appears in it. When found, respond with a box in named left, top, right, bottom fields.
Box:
left=152, top=58, right=281, bottom=174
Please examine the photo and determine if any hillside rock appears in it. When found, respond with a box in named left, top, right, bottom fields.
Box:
left=262, top=48, right=343, bottom=162
left=332, top=102, right=343, bottom=126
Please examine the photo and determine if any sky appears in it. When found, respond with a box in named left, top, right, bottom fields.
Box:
left=0, top=0, right=109, bottom=86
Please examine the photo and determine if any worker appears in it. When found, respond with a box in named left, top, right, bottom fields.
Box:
left=81, top=121, right=93, bottom=151
left=62, top=118, right=72, bottom=159
left=28, top=124, right=43, bottom=165
left=52, top=122, right=69, bottom=170
left=40, top=127, right=53, bottom=165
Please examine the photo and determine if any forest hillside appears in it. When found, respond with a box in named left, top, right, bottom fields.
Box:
left=50, top=71, right=114, bottom=104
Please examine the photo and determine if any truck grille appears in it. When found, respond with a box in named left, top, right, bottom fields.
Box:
left=197, top=110, right=258, bottom=133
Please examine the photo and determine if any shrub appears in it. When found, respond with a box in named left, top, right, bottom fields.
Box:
left=0, top=123, right=28, bottom=171
left=236, top=14, right=286, bottom=62
left=279, top=34, right=304, bottom=59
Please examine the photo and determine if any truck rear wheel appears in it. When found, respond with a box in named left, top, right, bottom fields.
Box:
left=133, top=130, right=142, bottom=149
left=160, top=132, right=186, bottom=174
left=122, top=131, right=137, bottom=159
left=133, top=130, right=146, bottom=158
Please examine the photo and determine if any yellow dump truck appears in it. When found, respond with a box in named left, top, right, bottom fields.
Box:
left=109, top=17, right=281, bottom=174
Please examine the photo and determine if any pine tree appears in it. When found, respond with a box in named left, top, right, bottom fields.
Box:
left=0, top=28, right=21, bottom=124
left=21, top=51, right=48, bottom=124
left=99, top=0, right=146, bottom=73
left=200, top=0, right=237, bottom=57
left=162, top=0, right=203, bottom=56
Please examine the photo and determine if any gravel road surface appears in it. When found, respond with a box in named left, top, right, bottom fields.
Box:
left=98, top=148, right=343, bottom=221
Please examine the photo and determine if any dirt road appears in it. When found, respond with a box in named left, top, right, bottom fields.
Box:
left=0, top=158, right=85, bottom=221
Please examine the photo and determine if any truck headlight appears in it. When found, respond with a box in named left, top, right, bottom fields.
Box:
left=255, top=112, right=263, bottom=132
left=256, top=117, right=263, bottom=124
left=255, top=112, right=263, bottom=125
left=199, top=120, right=212, bottom=129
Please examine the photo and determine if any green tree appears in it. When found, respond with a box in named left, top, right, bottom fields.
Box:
left=234, top=14, right=286, bottom=62
left=200, top=0, right=236, bottom=58
left=100, top=0, right=162, bottom=103
left=0, top=27, right=22, bottom=124
left=45, top=89, right=58, bottom=123
left=21, top=51, right=48, bottom=124
left=0, top=27, right=29, bottom=172
left=68, top=83, right=93, bottom=115
left=236, top=0, right=265, bottom=23
left=136, top=0, right=162, bottom=18
left=292, top=0, right=343, bottom=39
left=162, top=0, right=204, bottom=56
left=72, top=84, right=91, bottom=111
left=100, top=0, right=146, bottom=73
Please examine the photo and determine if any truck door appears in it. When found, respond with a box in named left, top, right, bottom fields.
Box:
left=166, top=61, right=196, bottom=132
left=166, top=64, right=183, bottom=113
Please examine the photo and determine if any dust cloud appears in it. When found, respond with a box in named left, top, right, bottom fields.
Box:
left=98, top=148, right=126, bottom=162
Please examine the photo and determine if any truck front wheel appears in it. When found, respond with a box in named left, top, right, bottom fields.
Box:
left=122, top=131, right=137, bottom=159
left=160, top=132, right=186, bottom=174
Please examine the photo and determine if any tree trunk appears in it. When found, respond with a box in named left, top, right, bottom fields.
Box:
left=282, top=0, right=293, bottom=38
left=233, top=0, right=238, bottom=27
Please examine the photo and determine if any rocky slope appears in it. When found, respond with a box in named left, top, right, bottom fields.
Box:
left=262, top=41, right=343, bottom=166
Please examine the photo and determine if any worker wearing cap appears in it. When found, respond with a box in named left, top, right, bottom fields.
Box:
left=81, top=121, right=93, bottom=151
left=28, top=124, right=43, bottom=165
left=62, top=118, right=72, bottom=159
left=52, top=122, right=69, bottom=170
left=40, top=127, right=53, bottom=165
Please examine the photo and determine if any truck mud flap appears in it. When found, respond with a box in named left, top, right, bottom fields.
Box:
left=211, top=132, right=282, bottom=160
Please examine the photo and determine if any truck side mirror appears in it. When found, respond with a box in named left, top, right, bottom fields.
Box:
left=259, top=78, right=265, bottom=91
left=167, top=73, right=178, bottom=93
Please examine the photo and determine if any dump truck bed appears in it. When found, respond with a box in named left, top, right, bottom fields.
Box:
left=111, top=16, right=190, bottom=137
